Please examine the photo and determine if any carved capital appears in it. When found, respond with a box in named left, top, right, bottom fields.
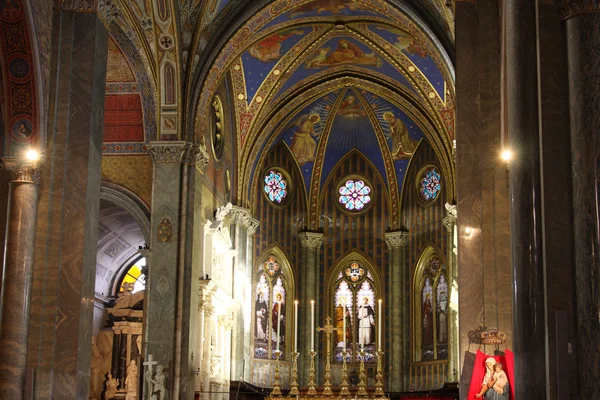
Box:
left=147, top=141, right=186, bottom=164
left=443, top=203, right=457, bottom=233
left=554, top=0, right=600, bottom=20
left=385, top=231, right=409, bottom=249
left=218, top=314, right=235, bottom=331
left=182, top=142, right=210, bottom=170
left=3, top=161, right=41, bottom=184
left=229, top=206, right=260, bottom=233
left=299, top=232, right=324, bottom=249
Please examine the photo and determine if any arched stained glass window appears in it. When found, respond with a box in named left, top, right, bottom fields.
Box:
left=418, top=167, right=442, bottom=202
left=264, top=170, right=288, bottom=204
left=253, top=253, right=292, bottom=360
left=414, top=253, right=448, bottom=362
left=119, top=257, right=146, bottom=294
left=332, top=261, right=378, bottom=363
left=338, top=179, right=371, bottom=211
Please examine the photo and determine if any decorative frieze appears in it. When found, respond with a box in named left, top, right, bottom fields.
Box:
left=299, top=232, right=324, bottom=249
left=147, top=141, right=186, bottom=164
left=385, top=231, right=409, bottom=249
left=554, top=0, right=600, bottom=20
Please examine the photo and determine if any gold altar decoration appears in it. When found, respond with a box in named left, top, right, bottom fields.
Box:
left=270, top=315, right=388, bottom=400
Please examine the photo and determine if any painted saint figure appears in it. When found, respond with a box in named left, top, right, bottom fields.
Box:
left=383, top=112, right=417, bottom=158
left=255, top=289, right=268, bottom=340
left=248, top=30, right=304, bottom=62
left=290, top=113, right=321, bottom=165
left=305, top=39, right=381, bottom=68
left=335, top=300, right=352, bottom=347
left=357, top=297, right=375, bottom=346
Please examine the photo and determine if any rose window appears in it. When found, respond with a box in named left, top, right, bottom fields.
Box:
left=338, top=179, right=371, bottom=211
left=419, top=168, right=441, bottom=202
left=264, top=170, right=288, bottom=204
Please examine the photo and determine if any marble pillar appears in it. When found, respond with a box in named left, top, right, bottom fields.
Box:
left=385, top=230, right=408, bottom=392
left=442, top=204, right=459, bottom=382
left=25, top=9, right=108, bottom=399
left=0, top=163, right=40, bottom=399
left=146, top=141, right=186, bottom=393
left=506, top=0, right=547, bottom=397
left=229, top=206, right=259, bottom=383
left=298, top=232, right=324, bottom=386
left=558, top=2, right=600, bottom=397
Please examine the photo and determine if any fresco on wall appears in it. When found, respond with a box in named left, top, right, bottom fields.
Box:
left=369, top=24, right=446, bottom=100
left=274, top=37, right=417, bottom=98
left=242, top=27, right=312, bottom=103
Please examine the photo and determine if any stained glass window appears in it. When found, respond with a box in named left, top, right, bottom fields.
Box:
left=119, top=257, right=146, bottom=294
left=415, top=254, right=448, bottom=362
left=332, top=261, right=377, bottom=363
left=264, top=170, right=288, bottom=204
left=338, top=179, right=371, bottom=211
left=419, top=167, right=441, bottom=202
left=253, top=254, right=292, bottom=361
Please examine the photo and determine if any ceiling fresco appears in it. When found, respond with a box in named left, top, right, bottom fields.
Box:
left=250, top=86, right=426, bottom=210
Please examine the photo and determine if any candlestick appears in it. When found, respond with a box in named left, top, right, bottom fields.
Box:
left=271, top=350, right=282, bottom=396
left=289, top=351, right=300, bottom=396
left=276, top=301, right=281, bottom=351
left=310, top=300, right=315, bottom=351
left=378, top=299, right=382, bottom=350
left=342, top=300, right=346, bottom=350
left=294, top=300, right=298, bottom=353
left=307, top=350, right=317, bottom=396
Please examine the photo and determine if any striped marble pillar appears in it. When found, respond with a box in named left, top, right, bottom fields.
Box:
left=0, top=163, right=40, bottom=399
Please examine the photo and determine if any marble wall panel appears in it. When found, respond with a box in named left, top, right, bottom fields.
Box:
left=25, top=10, right=108, bottom=400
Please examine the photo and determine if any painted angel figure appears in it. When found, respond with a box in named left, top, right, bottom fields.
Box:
left=290, top=113, right=321, bottom=165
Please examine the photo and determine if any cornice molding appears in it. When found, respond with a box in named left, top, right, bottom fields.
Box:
left=229, top=206, right=259, bottom=234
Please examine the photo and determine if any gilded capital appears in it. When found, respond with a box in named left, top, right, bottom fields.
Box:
left=147, top=141, right=187, bottom=164
left=385, top=231, right=408, bottom=249
left=554, top=0, right=600, bottom=20
left=230, top=206, right=260, bottom=233
left=3, top=161, right=41, bottom=184
left=299, top=232, right=324, bottom=249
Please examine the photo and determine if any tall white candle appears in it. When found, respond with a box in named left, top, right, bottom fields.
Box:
left=276, top=301, right=281, bottom=351
left=342, top=299, right=346, bottom=351
left=310, top=300, right=315, bottom=351
left=378, top=299, right=382, bottom=351
left=294, top=300, right=298, bottom=353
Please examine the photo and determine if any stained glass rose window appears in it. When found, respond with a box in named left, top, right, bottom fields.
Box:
left=264, top=170, right=288, bottom=204
left=339, top=179, right=371, bottom=211
left=419, top=167, right=441, bottom=202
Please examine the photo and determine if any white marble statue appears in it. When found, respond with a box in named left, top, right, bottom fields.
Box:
left=146, top=364, right=166, bottom=400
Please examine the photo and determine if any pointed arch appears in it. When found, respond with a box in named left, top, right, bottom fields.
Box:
left=252, top=245, right=296, bottom=362
left=412, top=245, right=449, bottom=363
left=328, top=251, right=381, bottom=363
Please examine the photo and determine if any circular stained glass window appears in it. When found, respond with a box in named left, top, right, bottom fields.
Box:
left=419, top=167, right=442, bottom=202
left=338, top=179, right=371, bottom=211
left=264, top=170, right=288, bottom=204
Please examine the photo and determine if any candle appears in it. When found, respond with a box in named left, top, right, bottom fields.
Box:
left=294, top=300, right=298, bottom=353
left=311, top=300, right=315, bottom=351
left=342, top=299, right=346, bottom=351
left=276, top=301, right=281, bottom=351
left=378, top=299, right=382, bottom=351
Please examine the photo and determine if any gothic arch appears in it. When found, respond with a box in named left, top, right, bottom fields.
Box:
left=100, top=182, right=151, bottom=242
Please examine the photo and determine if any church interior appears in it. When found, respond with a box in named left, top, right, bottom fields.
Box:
left=0, top=0, right=597, bottom=399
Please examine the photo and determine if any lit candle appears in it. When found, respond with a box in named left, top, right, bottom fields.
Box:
left=342, top=299, right=346, bottom=351
left=276, top=301, right=281, bottom=351
left=311, top=300, right=315, bottom=351
left=294, top=300, right=298, bottom=353
left=378, top=299, right=382, bottom=351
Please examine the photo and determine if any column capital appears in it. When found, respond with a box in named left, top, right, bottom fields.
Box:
left=554, top=0, right=600, bottom=20
left=147, top=141, right=187, bottom=164
left=229, top=206, right=260, bottom=234
left=443, top=202, right=457, bottom=233
left=182, top=142, right=210, bottom=171
left=2, top=161, right=41, bottom=184
left=299, top=232, right=324, bottom=249
left=385, top=231, right=409, bottom=249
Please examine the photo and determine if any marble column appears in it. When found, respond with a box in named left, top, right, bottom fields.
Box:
left=25, top=9, right=108, bottom=399
left=505, top=1, right=547, bottom=397
left=0, top=163, right=40, bottom=399
left=442, top=204, right=459, bottom=382
left=399, top=232, right=410, bottom=390
left=385, top=230, right=408, bottom=392
left=146, top=141, right=186, bottom=391
left=557, top=2, right=600, bottom=397
left=298, top=232, right=324, bottom=386
left=230, top=206, right=259, bottom=383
